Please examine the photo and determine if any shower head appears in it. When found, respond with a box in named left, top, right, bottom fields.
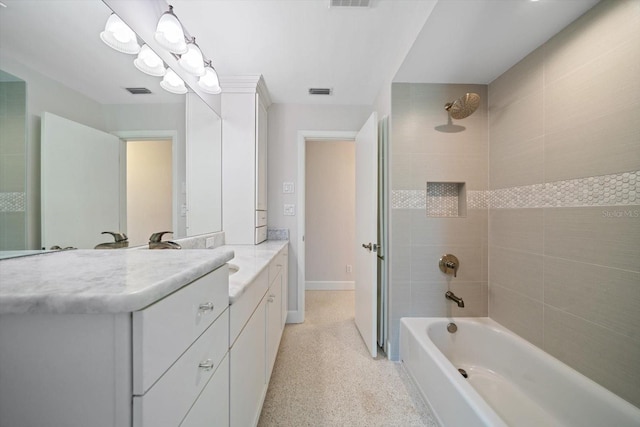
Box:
left=444, top=93, right=480, bottom=120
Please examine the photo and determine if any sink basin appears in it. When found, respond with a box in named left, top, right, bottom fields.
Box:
left=228, top=263, right=239, bottom=276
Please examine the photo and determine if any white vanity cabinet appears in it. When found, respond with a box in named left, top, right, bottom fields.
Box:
left=221, top=75, right=271, bottom=245
left=229, top=245, right=288, bottom=427
left=0, top=264, right=230, bottom=427
left=132, top=265, right=230, bottom=427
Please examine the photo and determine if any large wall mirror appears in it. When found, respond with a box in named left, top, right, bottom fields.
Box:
left=0, top=0, right=222, bottom=254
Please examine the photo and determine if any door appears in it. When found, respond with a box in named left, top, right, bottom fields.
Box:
left=355, top=112, right=378, bottom=358
left=41, top=112, right=121, bottom=249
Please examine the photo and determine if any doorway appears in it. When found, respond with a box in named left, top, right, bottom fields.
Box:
left=304, top=139, right=356, bottom=292
left=125, top=139, right=173, bottom=247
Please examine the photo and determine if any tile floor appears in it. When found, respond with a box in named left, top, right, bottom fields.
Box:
left=258, top=290, right=437, bottom=427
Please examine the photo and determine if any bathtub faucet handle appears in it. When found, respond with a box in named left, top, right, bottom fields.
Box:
left=439, top=254, right=459, bottom=278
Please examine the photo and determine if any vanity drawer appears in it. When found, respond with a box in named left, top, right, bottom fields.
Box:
left=133, top=311, right=229, bottom=427
left=255, top=210, right=267, bottom=227
left=268, top=255, right=283, bottom=286
left=180, top=352, right=229, bottom=427
left=132, top=265, right=229, bottom=395
left=255, top=225, right=267, bottom=244
left=229, top=267, right=268, bottom=346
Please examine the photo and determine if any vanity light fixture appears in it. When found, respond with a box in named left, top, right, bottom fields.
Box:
left=178, top=38, right=205, bottom=76
left=100, top=13, right=141, bottom=54
left=154, top=5, right=188, bottom=54
left=160, top=68, right=188, bottom=94
left=198, top=61, right=222, bottom=94
left=134, top=44, right=166, bottom=77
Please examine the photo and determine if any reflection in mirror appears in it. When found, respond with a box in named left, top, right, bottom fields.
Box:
left=0, top=0, right=222, bottom=255
left=0, top=70, right=27, bottom=251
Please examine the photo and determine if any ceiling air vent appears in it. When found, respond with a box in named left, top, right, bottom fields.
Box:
left=329, top=0, right=371, bottom=7
left=125, top=87, right=152, bottom=95
left=308, top=88, right=333, bottom=96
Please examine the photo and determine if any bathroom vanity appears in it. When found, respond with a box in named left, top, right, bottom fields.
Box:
left=225, top=242, right=289, bottom=427
left=0, top=248, right=233, bottom=427
left=0, top=240, right=289, bottom=427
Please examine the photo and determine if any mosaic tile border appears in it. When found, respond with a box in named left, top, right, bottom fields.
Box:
left=391, top=170, right=639, bottom=210
left=0, top=192, right=26, bottom=213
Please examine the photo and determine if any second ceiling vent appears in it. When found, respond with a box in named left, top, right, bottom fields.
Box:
left=309, top=88, right=333, bottom=96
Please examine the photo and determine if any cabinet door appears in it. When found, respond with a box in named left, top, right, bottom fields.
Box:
left=230, top=296, right=267, bottom=427
left=255, top=94, right=268, bottom=211
left=266, top=273, right=282, bottom=381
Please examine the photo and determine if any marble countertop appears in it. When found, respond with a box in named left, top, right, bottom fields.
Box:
left=225, top=241, right=288, bottom=304
left=0, top=247, right=234, bottom=314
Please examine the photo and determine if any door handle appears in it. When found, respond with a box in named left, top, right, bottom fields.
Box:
left=361, top=243, right=378, bottom=252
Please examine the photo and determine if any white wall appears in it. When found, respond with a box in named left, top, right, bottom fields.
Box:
left=305, top=140, right=355, bottom=287
left=267, top=103, right=371, bottom=317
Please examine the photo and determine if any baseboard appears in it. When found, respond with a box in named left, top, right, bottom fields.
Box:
left=305, top=281, right=355, bottom=291
left=287, top=310, right=304, bottom=324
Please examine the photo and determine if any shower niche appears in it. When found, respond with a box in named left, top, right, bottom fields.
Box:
left=426, top=182, right=467, bottom=217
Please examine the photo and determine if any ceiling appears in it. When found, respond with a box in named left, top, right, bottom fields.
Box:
left=0, top=0, right=600, bottom=107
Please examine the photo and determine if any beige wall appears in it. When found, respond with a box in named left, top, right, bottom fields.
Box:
left=126, top=140, right=173, bottom=247
left=388, top=83, right=489, bottom=360
left=305, top=140, right=355, bottom=284
left=487, top=0, right=640, bottom=407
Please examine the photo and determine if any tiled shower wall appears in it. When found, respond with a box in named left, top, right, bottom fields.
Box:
left=488, top=0, right=640, bottom=407
left=388, top=83, right=488, bottom=360
left=0, top=80, right=27, bottom=250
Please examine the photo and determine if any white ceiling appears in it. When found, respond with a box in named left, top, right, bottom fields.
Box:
left=395, top=0, right=600, bottom=84
left=0, top=0, right=600, bottom=107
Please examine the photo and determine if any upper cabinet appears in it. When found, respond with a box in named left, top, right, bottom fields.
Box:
left=221, top=76, right=271, bottom=245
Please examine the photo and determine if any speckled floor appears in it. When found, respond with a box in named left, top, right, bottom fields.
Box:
left=258, top=290, right=438, bottom=427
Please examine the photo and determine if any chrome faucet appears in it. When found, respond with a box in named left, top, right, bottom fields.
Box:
left=94, top=232, right=129, bottom=249
left=445, top=291, right=465, bottom=308
left=149, top=231, right=181, bottom=249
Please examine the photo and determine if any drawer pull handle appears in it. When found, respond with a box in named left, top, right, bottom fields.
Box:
left=268, top=297, right=274, bottom=303
left=269, top=294, right=276, bottom=298
left=198, top=302, right=214, bottom=312
left=199, top=359, right=214, bottom=371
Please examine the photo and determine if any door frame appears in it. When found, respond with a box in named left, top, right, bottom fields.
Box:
left=112, top=130, right=179, bottom=239
left=292, top=130, right=358, bottom=324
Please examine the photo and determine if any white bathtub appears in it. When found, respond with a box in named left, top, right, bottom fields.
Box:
left=399, top=317, right=640, bottom=427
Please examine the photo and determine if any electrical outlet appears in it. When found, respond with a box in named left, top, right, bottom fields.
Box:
left=283, top=182, right=295, bottom=194
left=346, top=264, right=352, bottom=273
left=283, top=204, right=296, bottom=216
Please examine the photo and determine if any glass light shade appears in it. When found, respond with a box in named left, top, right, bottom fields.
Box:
left=154, top=9, right=187, bottom=54
left=134, top=45, right=166, bottom=77
left=198, top=66, right=221, bottom=94
left=178, top=42, right=205, bottom=76
left=160, top=69, right=187, bottom=94
left=100, top=13, right=140, bottom=54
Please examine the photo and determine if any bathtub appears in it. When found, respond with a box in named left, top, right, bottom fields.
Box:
left=399, top=317, right=640, bottom=427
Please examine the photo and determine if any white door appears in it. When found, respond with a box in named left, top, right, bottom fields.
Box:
left=355, top=112, right=378, bottom=358
left=41, top=113, right=121, bottom=249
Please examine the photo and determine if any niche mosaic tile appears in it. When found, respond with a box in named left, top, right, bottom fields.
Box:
left=391, top=170, right=639, bottom=210
left=426, top=183, right=460, bottom=217
left=0, top=192, right=25, bottom=212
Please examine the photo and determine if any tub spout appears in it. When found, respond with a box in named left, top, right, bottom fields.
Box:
left=445, top=291, right=464, bottom=308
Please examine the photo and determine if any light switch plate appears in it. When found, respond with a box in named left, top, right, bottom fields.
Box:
left=283, top=204, right=296, bottom=216
left=283, top=182, right=295, bottom=194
